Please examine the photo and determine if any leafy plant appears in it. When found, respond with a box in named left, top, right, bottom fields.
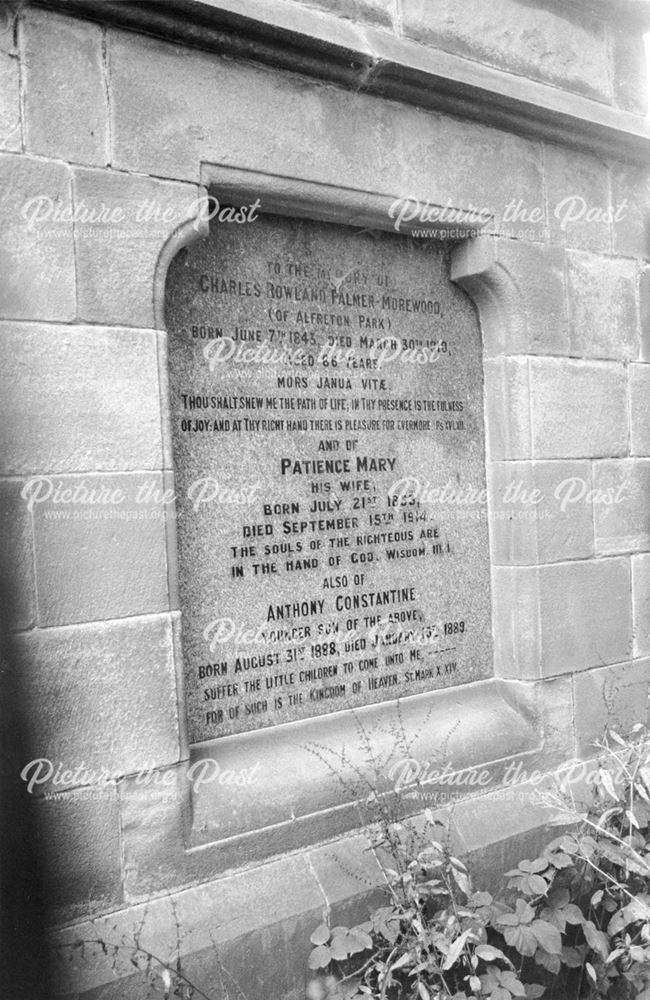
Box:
left=307, top=725, right=650, bottom=1000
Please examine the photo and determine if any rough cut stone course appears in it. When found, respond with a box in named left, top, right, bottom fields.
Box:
left=529, top=359, right=628, bottom=458
left=610, top=164, right=650, bottom=261
left=493, top=558, right=632, bottom=678
left=538, top=558, right=632, bottom=675
left=641, top=269, right=650, bottom=361
left=632, top=554, right=650, bottom=657
left=0, top=155, right=75, bottom=321
left=593, top=459, right=650, bottom=554
left=0, top=51, right=20, bottom=152
left=488, top=460, right=594, bottom=565
left=453, top=239, right=568, bottom=356
left=16, top=615, right=180, bottom=778
left=0, top=478, right=35, bottom=630
left=296, top=0, right=394, bottom=25
left=22, top=8, right=107, bottom=165
left=574, top=660, right=650, bottom=755
left=543, top=145, right=610, bottom=253
left=36, top=788, right=122, bottom=922
left=400, top=0, right=611, bottom=104
left=630, top=364, right=650, bottom=455
left=33, top=472, right=170, bottom=626
left=566, top=252, right=638, bottom=360
left=0, top=323, right=162, bottom=475
left=484, top=358, right=531, bottom=460
left=73, top=168, right=200, bottom=327
left=610, top=25, right=649, bottom=115
left=107, top=25, right=544, bottom=227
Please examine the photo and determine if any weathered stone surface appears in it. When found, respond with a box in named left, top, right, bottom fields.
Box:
left=0, top=478, right=35, bottom=629
left=22, top=8, right=107, bottom=165
left=167, top=213, right=492, bottom=740
left=610, top=164, right=650, bottom=261
left=538, top=558, right=632, bottom=675
left=632, top=554, right=650, bottom=657
left=543, top=145, right=610, bottom=253
left=35, top=787, right=122, bottom=922
left=488, top=460, right=594, bottom=565
left=493, top=558, right=633, bottom=678
left=0, top=51, right=20, bottom=152
left=629, top=372, right=650, bottom=466
left=73, top=168, right=201, bottom=327
left=566, top=252, right=638, bottom=360
left=593, top=459, right=650, bottom=554
left=400, top=0, right=611, bottom=103
left=0, top=323, right=162, bottom=475
left=641, top=269, right=650, bottom=361
left=529, top=359, right=628, bottom=458
left=574, top=659, right=650, bottom=755
left=484, top=358, right=531, bottom=460
left=0, top=155, right=75, bottom=321
left=16, top=615, right=180, bottom=781
left=610, top=25, right=649, bottom=115
left=452, top=238, right=568, bottom=356
left=297, top=0, right=394, bottom=25
left=32, top=473, right=170, bottom=626
left=107, top=24, right=543, bottom=226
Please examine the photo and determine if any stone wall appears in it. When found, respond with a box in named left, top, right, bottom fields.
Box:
left=1, top=0, right=649, bottom=997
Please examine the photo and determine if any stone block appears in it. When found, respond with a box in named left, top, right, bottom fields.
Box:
left=544, top=145, right=610, bottom=253
left=488, top=460, right=594, bottom=565
left=593, top=459, right=650, bottom=554
left=22, top=8, right=107, bottom=165
left=632, top=554, right=650, bottom=656
left=641, top=269, right=650, bottom=361
left=452, top=238, right=568, bottom=356
left=0, top=51, right=20, bottom=151
left=401, top=0, right=610, bottom=103
left=0, top=478, right=35, bottom=630
left=15, top=615, right=180, bottom=781
left=491, top=565, right=540, bottom=679
left=32, top=472, right=170, bottom=626
left=574, top=659, right=650, bottom=756
left=73, top=168, right=201, bottom=327
left=107, top=24, right=543, bottom=227
left=538, top=558, right=632, bottom=676
left=493, top=558, right=632, bottom=678
left=484, top=357, right=531, bottom=460
left=0, top=155, right=75, bottom=321
left=610, top=25, right=648, bottom=115
left=0, top=323, right=162, bottom=475
left=566, top=251, right=638, bottom=360
left=298, top=0, right=394, bottom=25
left=35, top=787, right=122, bottom=923
left=611, top=164, right=650, bottom=261
left=308, top=835, right=383, bottom=905
left=0, top=3, right=17, bottom=54
left=529, top=358, right=628, bottom=459
left=630, top=365, right=650, bottom=455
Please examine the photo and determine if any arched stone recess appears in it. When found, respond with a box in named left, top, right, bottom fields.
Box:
left=139, top=164, right=570, bottom=895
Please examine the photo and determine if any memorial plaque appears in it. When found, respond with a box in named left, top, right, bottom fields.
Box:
left=165, top=211, right=492, bottom=742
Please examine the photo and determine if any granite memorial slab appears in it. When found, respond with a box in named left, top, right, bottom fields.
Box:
left=165, top=211, right=492, bottom=742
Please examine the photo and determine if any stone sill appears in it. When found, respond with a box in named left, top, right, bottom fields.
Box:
left=36, top=0, right=650, bottom=165
left=187, top=677, right=541, bottom=856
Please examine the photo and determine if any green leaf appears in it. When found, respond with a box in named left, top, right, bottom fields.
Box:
left=531, top=920, right=562, bottom=955
left=475, top=945, right=512, bottom=967
left=309, top=945, right=332, bottom=970
left=585, top=962, right=597, bottom=984
left=503, top=925, right=538, bottom=957
left=311, top=923, right=331, bottom=946
left=330, top=936, right=351, bottom=961
left=443, top=930, right=472, bottom=971
left=500, top=973, right=526, bottom=997
left=417, top=983, right=430, bottom=1000
left=583, top=920, right=610, bottom=960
